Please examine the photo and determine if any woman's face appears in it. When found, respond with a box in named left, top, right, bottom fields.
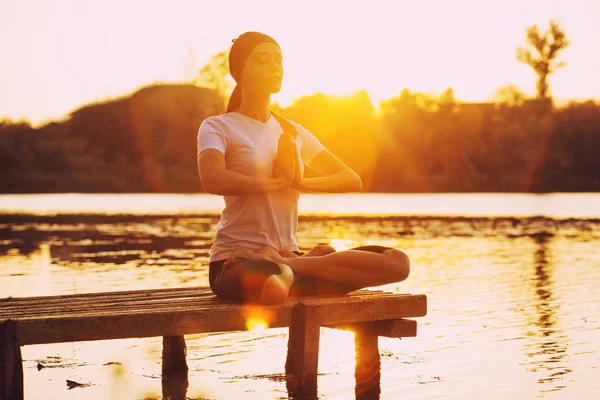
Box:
left=240, top=42, right=283, bottom=95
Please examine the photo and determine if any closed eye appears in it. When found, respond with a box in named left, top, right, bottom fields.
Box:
left=254, top=52, right=283, bottom=65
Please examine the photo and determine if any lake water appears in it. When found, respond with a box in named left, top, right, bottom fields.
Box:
left=0, top=193, right=599, bottom=399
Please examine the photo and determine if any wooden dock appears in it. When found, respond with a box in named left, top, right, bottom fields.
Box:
left=1, top=287, right=427, bottom=399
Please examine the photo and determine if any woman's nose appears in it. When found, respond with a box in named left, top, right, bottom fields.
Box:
left=269, top=62, right=283, bottom=74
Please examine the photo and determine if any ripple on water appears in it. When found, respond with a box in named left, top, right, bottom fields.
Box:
left=2, top=214, right=599, bottom=399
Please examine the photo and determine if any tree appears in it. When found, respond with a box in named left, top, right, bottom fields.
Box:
left=516, top=20, right=570, bottom=99
left=492, top=84, right=526, bottom=108
left=195, top=50, right=234, bottom=102
left=438, top=87, right=458, bottom=114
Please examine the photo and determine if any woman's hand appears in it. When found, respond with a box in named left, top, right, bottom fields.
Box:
left=279, top=250, right=301, bottom=258
left=273, top=134, right=296, bottom=186
left=291, top=144, right=305, bottom=190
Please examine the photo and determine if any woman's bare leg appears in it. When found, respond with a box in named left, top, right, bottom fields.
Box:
left=224, top=245, right=409, bottom=288
left=220, top=246, right=408, bottom=301
left=277, top=248, right=410, bottom=288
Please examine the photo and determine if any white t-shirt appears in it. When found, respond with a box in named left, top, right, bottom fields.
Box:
left=197, top=111, right=326, bottom=262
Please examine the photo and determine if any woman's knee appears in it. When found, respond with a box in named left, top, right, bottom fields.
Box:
left=382, top=248, right=410, bottom=282
left=308, top=244, right=337, bottom=256
left=259, top=263, right=294, bottom=305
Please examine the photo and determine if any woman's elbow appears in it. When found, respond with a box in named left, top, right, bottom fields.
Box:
left=200, top=176, right=220, bottom=194
left=356, top=175, right=363, bottom=192
left=349, top=170, right=363, bottom=192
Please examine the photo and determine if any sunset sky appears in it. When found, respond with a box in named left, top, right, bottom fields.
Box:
left=1, top=0, right=599, bottom=125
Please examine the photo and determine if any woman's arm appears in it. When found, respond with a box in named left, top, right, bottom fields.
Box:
left=293, top=149, right=362, bottom=193
left=294, top=169, right=362, bottom=192
left=198, top=149, right=291, bottom=195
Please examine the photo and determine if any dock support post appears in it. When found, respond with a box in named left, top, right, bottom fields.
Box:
left=285, top=303, right=320, bottom=399
left=1, top=320, right=23, bottom=400
left=162, top=335, right=188, bottom=376
left=354, top=329, right=381, bottom=399
left=161, top=335, right=188, bottom=400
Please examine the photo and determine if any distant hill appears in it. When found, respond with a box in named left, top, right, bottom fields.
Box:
left=0, top=84, right=223, bottom=193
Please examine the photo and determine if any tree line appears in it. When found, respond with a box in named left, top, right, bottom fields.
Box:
left=1, top=21, right=598, bottom=193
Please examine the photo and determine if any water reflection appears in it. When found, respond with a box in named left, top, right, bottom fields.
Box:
left=1, top=212, right=599, bottom=399
left=161, top=374, right=188, bottom=400
left=525, top=232, right=571, bottom=395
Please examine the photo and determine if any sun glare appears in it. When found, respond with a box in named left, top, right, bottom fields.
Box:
left=242, top=304, right=275, bottom=331
left=246, top=317, right=268, bottom=332
left=329, top=239, right=353, bottom=252
left=2, top=1, right=598, bottom=124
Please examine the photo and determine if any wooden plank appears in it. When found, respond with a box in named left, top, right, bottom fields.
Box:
left=11, top=294, right=426, bottom=345
left=15, top=304, right=296, bottom=345
left=9, top=293, right=423, bottom=323
left=1, top=294, right=259, bottom=318
left=354, top=330, right=380, bottom=399
left=0, top=297, right=227, bottom=318
left=285, top=302, right=320, bottom=399
left=0, top=292, right=407, bottom=319
left=302, top=294, right=427, bottom=325
left=0, top=295, right=240, bottom=318
left=0, top=287, right=205, bottom=304
left=0, top=288, right=214, bottom=309
left=0, top=291, right=222, bottom=309
left=1, top=292, right=423, bottom=321
left=0, top=289, right=389, bottom=315
left=327, top=319, right=417, bottom=338
left=0, top=320, right=24, bottom=400
left=0, top=288, right=384, bottom=305
left=0, top=292, right=215, bottom=312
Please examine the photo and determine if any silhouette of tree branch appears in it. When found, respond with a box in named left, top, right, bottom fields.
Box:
left=516, top=20, right=570, bottom=99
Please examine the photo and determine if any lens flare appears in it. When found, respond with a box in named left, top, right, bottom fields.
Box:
left=329, top=238, right=353, bottom=251
left=242, top=305, right=275, bottom=331
left=245, top=317, right=268, bottom=331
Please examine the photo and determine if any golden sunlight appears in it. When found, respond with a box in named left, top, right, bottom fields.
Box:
left=242, top=305, right=275, bottom=331
left=3, top=1, right=599, bottom=125
left=329, top=239, right=353, bottom=252
left=269, top=1, right=576, bottom=107
left=245, top=317, right=268, bottom=332
left=319, top=328, right=357, bottom=374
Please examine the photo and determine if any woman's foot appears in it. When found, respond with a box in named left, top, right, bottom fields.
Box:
left=279, top=250, right=301, bottom=258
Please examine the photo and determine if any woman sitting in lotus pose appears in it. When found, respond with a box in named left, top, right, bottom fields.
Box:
left=197, top=31, right=410, bottom=304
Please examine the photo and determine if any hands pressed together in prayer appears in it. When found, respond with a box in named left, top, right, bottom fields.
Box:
left=272, top=133, right=304, bottom=190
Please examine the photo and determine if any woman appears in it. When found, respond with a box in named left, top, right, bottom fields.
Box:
left=197, top=31, right=410, bottom=304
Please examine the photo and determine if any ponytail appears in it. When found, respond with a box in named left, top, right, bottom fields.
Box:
left=225, top=84, right=242, bottom=113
